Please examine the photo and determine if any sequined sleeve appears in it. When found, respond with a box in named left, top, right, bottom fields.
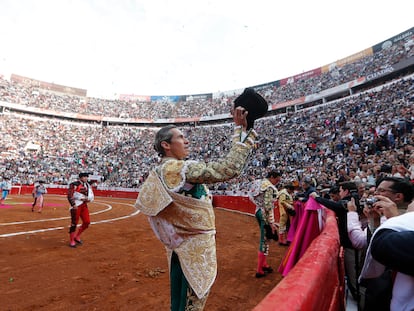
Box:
left=159, top=126, right=257, bottom=192
left=279, top=192, right=293, bottom=209
left=263, top=187, right=276, bottom=224
left=185, top=126, right=257, bottom=184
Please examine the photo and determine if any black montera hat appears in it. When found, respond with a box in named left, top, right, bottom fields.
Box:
left=233, top=87, right=268, bottom=129
left=79, top=172, right=90, bottom=178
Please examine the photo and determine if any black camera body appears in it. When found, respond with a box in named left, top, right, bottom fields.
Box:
left=366, top=197, right=378, bottom=207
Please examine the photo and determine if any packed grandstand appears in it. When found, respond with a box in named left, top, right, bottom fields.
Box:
left=0, top=26, right=413, bottom=190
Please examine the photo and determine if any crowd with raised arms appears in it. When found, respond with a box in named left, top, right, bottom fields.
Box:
left=0, top=31, right=412, bottom=119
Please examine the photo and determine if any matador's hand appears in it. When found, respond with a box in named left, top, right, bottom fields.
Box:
left=232, top=106, right=248, bottom=131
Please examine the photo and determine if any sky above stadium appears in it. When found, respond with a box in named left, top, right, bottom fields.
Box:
left=0, top=0, right=413, bottom=98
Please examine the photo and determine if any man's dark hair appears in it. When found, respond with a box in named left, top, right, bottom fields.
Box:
left=154, top=125, right=177, bottom=157
left=339, top=181, right=361, bottom=212
left=284, top=183, right=295, bottom=191
left=376, top=176, right=414, bottom=203
left=380, top=164, right=392, bottom=174
left=339, top=181, right=358, bottom=193
left=267, top=170, right=282, bottom=179
left=329, top=185, right=340, bottom=194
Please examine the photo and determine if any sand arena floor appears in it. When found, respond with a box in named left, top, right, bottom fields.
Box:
left=0, top=194, right=286, bottom=310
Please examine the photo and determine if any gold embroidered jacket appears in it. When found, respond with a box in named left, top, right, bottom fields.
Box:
left=251, top=178, right=278, bottom=224
left=135, top=126, right=257, bottom=299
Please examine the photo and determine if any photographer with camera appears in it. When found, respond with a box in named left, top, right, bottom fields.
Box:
left=311, top=181, right=362, bottom=303
left=361, top=200, right=414, bottom=311
left=349, top=177, right=414, bottom=246
left=354, top=176, right=414, bottom=311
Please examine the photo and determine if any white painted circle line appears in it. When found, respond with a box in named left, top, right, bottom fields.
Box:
left=0, top=200, right=141, bottom=238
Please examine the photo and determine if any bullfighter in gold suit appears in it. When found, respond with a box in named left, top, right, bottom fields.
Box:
left=136, top=93, right=267, bottom=311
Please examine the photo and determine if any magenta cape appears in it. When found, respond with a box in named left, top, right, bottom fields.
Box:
left=287, top=200, right=305, bottom=242
left=278, top=197, right=324, bottom=277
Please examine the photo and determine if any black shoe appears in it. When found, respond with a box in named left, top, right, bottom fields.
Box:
left=74, top=239, right=83, bottom=245
left=69, top=244, right=77, bottom=248
left=255, top=272, right=266, bottom=278
left=262, top=266, right=273, bottom=273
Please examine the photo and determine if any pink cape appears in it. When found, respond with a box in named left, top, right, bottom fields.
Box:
left=278, top=197, right=324, bottom=277
left=287, top=200, right=305, bottom=242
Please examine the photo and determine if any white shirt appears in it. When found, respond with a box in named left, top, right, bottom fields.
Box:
left=360, top=212, right=414, bottom=311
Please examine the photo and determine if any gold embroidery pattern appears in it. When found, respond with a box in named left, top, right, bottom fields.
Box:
left=278, top=189, right=293, bottom=209
left=135, top=170, right=173, bottom=216
left=259, top=178, right=272, bottom=191
left=161, top=191, right=216, bottom=235
left=185, top=287, right=208, bottom=311
left=154, top=190, right=217, bottom=299
left=253, top=178, right=278, bottom=224
left=162, top=160, right=185, bottom=190
left=174, top=234, right=217, bottom=299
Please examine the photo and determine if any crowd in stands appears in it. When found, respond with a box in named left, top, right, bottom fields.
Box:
left=0, top=29, right=413, bottom=311
left=212, top=77, right=413, bottom=193
left=0, top=74, right=413, bottom=190
left=0, top=28, right=413, bottom=189
left=0, top=30, right=412, bottom=119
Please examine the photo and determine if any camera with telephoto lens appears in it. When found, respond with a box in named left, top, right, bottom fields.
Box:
left=366, top=197, right=378, bottom=208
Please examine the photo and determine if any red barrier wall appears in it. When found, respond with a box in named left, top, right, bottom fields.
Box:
left=213, top=195, right=256, bottom=214
left=14, top=189, right=259, bottom=206
left=253, top=209, right=345, bottom=311
left=212, top=195, right=281, bottom=220
left=11, top=185, right=139, bottom=199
